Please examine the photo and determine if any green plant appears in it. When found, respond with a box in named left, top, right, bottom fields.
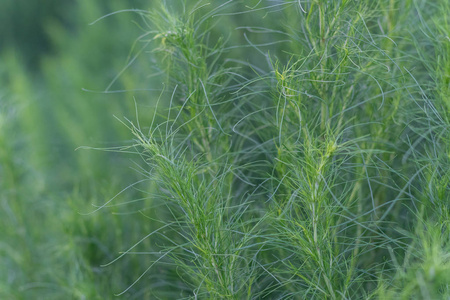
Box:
left=2, top=0, right=450, bottom=298
left=103, top=1, right=450, bottom=298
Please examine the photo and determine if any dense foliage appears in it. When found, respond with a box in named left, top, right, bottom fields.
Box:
left=1, top=0, right=449, bottom=299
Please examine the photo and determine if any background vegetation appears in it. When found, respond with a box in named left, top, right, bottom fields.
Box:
left=1, top=0, right=449, bottom=299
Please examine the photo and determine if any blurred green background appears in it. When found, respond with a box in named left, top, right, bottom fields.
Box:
left=0, top=1, right=165, bottom=298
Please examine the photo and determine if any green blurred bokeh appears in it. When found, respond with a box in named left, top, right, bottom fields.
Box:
left=0, top=1, right=163, bottom=298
